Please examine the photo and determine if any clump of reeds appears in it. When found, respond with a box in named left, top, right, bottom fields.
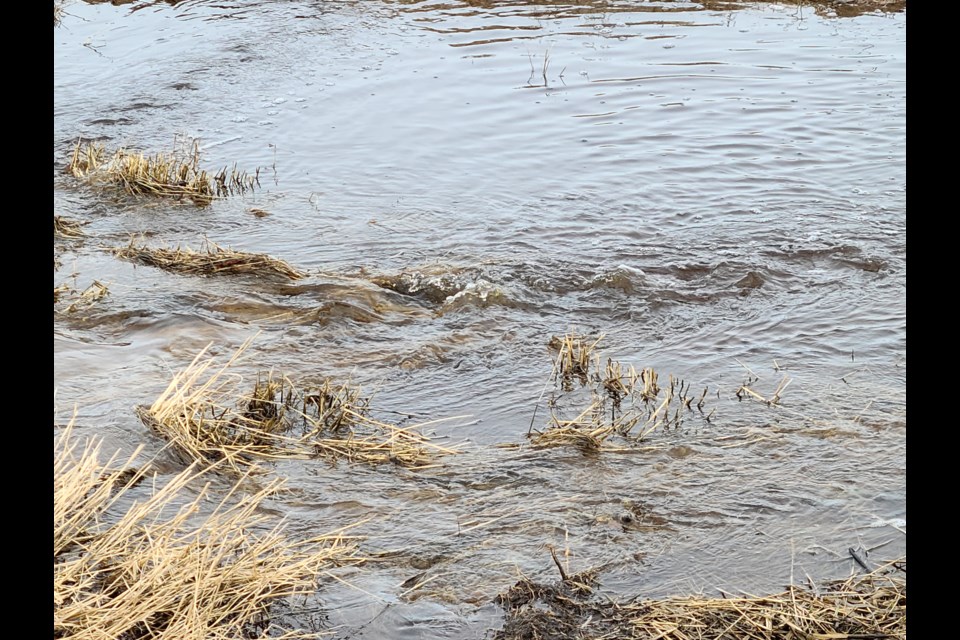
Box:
left=138, top=340, right=459, bottom=473
left=623, top=565, right=906, bottom=639
left=302, top=378, right=370, bottom=432
left=529, top=336, right=715, bottom=452
left=137, top=346, right=306, bottom=475
left=55, top=280, right=109, bottom=314
left=494, top=558, right=906, bottom=640
left=113, top=239, right=305, bottom=280
left=67, top=138, right=259, bottom=205
left=54, top=215, right=85, bottom=238
left=548, top=333, right=603, bottom=390
left=736, top=374, right=792, bottom=406
left=529, top=398, right=610, bottom=452
left=54, top=423, right=363, bottom=640
left=66, top=140, right=105, bottom=178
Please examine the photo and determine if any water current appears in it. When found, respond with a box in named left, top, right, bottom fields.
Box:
left=54, top=1, right=906, bottom=637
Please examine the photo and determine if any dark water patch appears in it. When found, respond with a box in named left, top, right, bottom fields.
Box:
left=86, top=117, right=135, bottom=126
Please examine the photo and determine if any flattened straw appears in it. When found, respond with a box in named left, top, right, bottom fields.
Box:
left=142, top=339, right=458, bottom=471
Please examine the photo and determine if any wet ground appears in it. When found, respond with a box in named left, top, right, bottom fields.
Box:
left=54, top=0, right=905, bottom=637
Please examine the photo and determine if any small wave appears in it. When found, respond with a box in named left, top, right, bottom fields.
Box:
left=440, top=279, right=512, bottom=312
left=371, top=266, right=482, bottom=304
left=589, top=264, right=647, bottom=294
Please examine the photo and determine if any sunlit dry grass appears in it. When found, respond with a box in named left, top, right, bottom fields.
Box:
left=496, top=559, right=906, bottom=640
left=54, top=280, right=109, bottom=314
left=548, top=333, right=603, bottom=390
left=529, top=335, right=716, bottom=452
left=113, top=239, right=305, bottom=280
left=54, top=215, right=85, bottom=238
left=67, top=138, right=259, bottom=205
left=138, top=339, right=460, bottom=473
left=624, top=566, right=906, bottom=640
left=54, top=422, right=364, bottom=640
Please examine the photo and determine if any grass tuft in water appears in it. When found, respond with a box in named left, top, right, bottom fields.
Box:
left=494, top=556, right=906, bottom=640
left=54, top=215, right=85, bottom=238
left=113, top=239, right=305, bottom=280
left=137, top=338, right=460, bottom=474
left=67, top=138, right=259, bottom=205
left=54, top=280, right=109, bottom=314
left=529, top=334, right=716, bottom=452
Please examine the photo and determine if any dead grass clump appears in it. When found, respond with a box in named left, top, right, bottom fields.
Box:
left=624, top=567, right=906, bottom=639
left=54, top=215, right=85, bottom=238
left=113, top=239, right=305, bottom=280
left=303, top=378, right=370, bottom=431
left=548, top=333, right=603, bottom=390
left=495, top=559, right=906, bottom=640
left=528, top=399, right=610, bottom=452
left=55, top=280, right=109, bottom=314
left=67, top=138, right=259, bottom=205
left=737, top=374, right=792, bottom=406
left=138, top=340, right=459, bottom=473
left=54, top=423, right=363, bottom=640
left=137, top=346, right=306, bottom=475
left=529, top=336, right=716, bottom=452
left=67, top=140, right=105, bottom=177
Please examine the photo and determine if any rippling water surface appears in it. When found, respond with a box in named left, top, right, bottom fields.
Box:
left=54, top=1, right=905, bottom=636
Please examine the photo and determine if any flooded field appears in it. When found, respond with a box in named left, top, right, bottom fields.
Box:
left=54, top=0, right=906, bottom=637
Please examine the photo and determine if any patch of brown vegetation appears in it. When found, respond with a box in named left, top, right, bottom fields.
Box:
left=702, top=0, right=905, bottom=18
left=529, top=335, right=715, bottom=452
left=137, top=339, right=459, bottom=474
left=67, top=138, right=259, bottom=205
left=113, top=239, right=305, bottom=280
left=54, top=216, right=86, bottom=238
left=54, top=422, right=363, bottom=640
left=495, top=559, right=906, bottom=640
left=55, top=280, right=109, bottom=314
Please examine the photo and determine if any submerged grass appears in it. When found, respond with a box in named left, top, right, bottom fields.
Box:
left=54, top=280, right=109, bottom=314
left=54, top=422, right=363, bottom=640
left=495, top=558, right=906, bottom=640
left=67, top=138, right=259, bottom=205
left=113, top=239, right=305, bottom=280
left=530, top=335, right=715, bottom=452
left=137, top=339, right=459, bottom=474
left=54, top=215, right=85, bottom=238
left=548, top=333, right=603, bottom=390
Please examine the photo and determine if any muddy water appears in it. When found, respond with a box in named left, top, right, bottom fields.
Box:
left=54, top=1, right=905, bottom=637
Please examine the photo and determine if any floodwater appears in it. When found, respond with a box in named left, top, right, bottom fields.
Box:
left=54, top=0, right=906, bottom=637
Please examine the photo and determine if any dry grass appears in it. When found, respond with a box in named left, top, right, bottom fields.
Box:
left=138, top=339, right=459, bottom=473
left=55, top=215, right=86, bottom=238
left=54, top=422, right=364, bottom=640
left=55, top=280, right=109, bottom=314
left=529, top=398, right=611, bottom=451
left=137, top=344, right=307, bottom=474
left=495, top=559, right=906, bottom=640
left=54, top=283, right=71, bottom=304
left=113, top=239, right=305, bottom=280
left=529, top=336, right=716, bottom=452
left=67, top=138, right=259, bottom=205
left=737, top=375, right=793, bottom=407
left=548, top=333, right=604, bottom=390
left=625, top=566, right=906, bottom=639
